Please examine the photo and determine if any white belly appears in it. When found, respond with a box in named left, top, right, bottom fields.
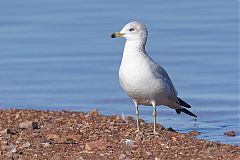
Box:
left=119, top=61, right=170, bottom=106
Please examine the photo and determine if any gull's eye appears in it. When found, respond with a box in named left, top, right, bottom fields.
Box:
left=129, top=28, right=135, bottom=32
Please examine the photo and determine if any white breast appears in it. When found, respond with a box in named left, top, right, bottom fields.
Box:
left=119, top=45, right=171, bottom=106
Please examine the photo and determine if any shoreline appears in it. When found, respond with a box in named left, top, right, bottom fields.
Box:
left=0, top=108, right=239, bottom=159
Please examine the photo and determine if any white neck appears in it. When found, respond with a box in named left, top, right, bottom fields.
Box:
left=123, top=39, right=147, bottom=55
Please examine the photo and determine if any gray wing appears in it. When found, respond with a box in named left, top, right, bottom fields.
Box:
left=150, top=60, right=178, bottom=101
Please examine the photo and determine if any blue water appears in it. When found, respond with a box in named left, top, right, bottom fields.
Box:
left=0, top=0, right=239, bottom=145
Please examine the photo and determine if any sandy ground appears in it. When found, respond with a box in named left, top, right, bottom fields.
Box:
left=0, top=109, right=239, bottom=160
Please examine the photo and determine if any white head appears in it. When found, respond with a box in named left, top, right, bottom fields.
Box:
left=111, top=21, right=148, bottom=42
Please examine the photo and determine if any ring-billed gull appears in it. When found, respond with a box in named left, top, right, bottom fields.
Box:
left=111, top=21, right=197, bottom=133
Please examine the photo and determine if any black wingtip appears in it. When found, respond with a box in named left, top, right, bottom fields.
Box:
left=176, top=109, right=181, bottom=114
left=176, top=108, right=197, bottom=118
left=178, top=97, right=191, bottom=108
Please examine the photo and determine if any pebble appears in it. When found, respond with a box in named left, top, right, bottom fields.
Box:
left=65, top=134, right=82, bottom=142
left=42, top=142, right=51, bottom=147
left=172, top=137, right=177, bottom=141
left=188, top=130, right=201, bottom=136
left=50, top=154, right=61, bottom=160
left=158, top=124, right=165, bottom=130
left=77, top=156, right=84, bottom=160
left=119, top=153, right=127, bottom=160
left=22, top=141, right=31, bottom=148
left=6, top=151, right=13, bottom=159
left=1, top=144, right=10, bottom=150
left=85, top=138, right=107, bottom=151
left=135, top=133, right=143, bottom=142
left=19, top=121, right=39, bottom=129
left=122, top=139, right=134, bottom=150
left=12, top=153, right=20, bottom=159
left=224, top=131, right=236, bottom=137
left=0, top=128, right=17, bottom=135
left=99, top=153, right=105, bottom=156
left=146, top=151, right=152, bottom=156
left=203, top=141, right=215, bottom=149
left=10, top=144, right=17, bottom=153
left=166, top=127, right=176, bottom=132
left=89, top=109, right=99, bottom=117
left=46, top=134, right=60, bottom=141
left=1, top=137, right=9, bottom=145
left=0, top=129, right=10, bottom=135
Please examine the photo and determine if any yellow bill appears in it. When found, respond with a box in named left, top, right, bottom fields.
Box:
left=111, top=32, right=124, bottom=38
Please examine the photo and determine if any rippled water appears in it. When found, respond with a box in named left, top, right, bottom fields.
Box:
left=0, top=0, right=239, bottom=145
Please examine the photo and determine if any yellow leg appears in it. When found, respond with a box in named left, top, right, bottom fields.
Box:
left=152, top=104, right=157, bottom=134
left=134, top=102, right=140, bottom=131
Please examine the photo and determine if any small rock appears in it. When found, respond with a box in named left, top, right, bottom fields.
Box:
left=89, top=109, right=99, bottom=117
left=0, top=128, right=17, bottom=136
left=166, top=127, right=176, bottom=132
left=99, top=153, right=104, bottom=156
left=1, top=144, right=10, bottom=150
left=65, top=134, right=82, bottom=142
left=10, top=144, right=17, bottom=153
left=1, top=138, right=9, bottom=146
left=46, top=134, right=60, bottom=141
left=224, top=131, right=236, bottom=137
left=85, top=138, right=107, bottom=151
left=77, top=156, right=84, bottom=160
left=0, top=129, right=10, bottom=135
left=13, top=153, right=20, bottom=159
left=126, top=116, right=135, bottom=123
left=15, top=113, right=20, bottom=119
left=122, top=139, right=134, bottom=150
left=158, top=124, right=165, bottom=130
left=146, top=151, right=153, bottom=156
left=50, top=154, right=62, bottom=160
left=41, top=142, right=51, bottom=147
left=171, top=137, right=177, bottom=141
left=188, top=130, right=201, bottom=136
left=135, top=132, right=143, bottom=142
left=19, top=121, right=39, bottom=129
left=22, top=141, right=31, bottom=148
left=119, top=153, right=127, bottom=160
left=85, top=143, right=92, bottom=151
left=6, top=151, right=13, bottom=159
left=203, top=141, right=214, bottom=149
left=32, top=121, right=39, bottom=129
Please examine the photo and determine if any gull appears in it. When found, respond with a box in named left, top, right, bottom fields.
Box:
left=111, top=21, right=197, bottom=133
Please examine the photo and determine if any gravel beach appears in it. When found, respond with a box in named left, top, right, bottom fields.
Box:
left=0, top=109, right=239, bottom=160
